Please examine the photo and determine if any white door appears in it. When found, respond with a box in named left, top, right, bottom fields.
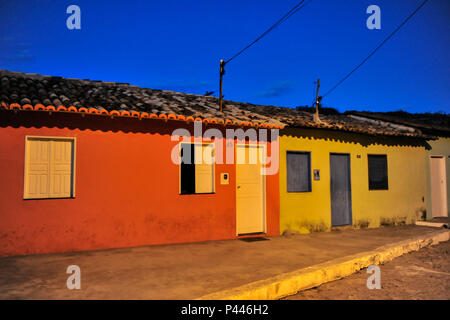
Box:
left=236, top=145, right=265, bottom=235
left=430, top=156, right=448, bottom=217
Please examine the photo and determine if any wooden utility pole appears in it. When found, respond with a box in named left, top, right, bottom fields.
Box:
left=219, top=59, right=225, bottom=113
left=313, top=78, right=321, bottom=123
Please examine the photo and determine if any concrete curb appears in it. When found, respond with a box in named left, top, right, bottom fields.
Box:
left=197, top=229, right=450, bottom=300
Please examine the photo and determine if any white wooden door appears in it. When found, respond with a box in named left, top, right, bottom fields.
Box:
left=236, top=145, right=265, bottom=235
left=430, top=157, right=448, bottom=217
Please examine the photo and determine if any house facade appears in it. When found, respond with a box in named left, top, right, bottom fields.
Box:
left=347, top=111, right=450, bottom=220
left=278, top=128, right=428, bottom=233
left=0, top=70, right=282, bottom=256
left=241, top=107, right=430, bottom=234
left=0, top=70, right=444, bottom=257
left=426, top=137, right=450, bottom=218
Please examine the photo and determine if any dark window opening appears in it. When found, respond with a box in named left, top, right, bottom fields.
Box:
left=368, top=155, right=388, bottom=190
left=287, top=151, right=312, bottom=192
left=180, top=144, right=195, bottom=194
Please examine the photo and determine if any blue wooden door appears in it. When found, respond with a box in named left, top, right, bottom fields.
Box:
left=330, top=154, right=352, bottom=226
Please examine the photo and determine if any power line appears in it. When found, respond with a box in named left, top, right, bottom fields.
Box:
left=224, top=0, right=312, bottom=65
left=322, top=0, right=430, bottom=99
left=219, top=0, right=313, bottom=112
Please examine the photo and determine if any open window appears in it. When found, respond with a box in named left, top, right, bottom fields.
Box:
left=180, top=143, right=215, bottom=194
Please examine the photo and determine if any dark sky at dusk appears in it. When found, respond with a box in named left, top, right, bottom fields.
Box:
left=0, top=0, right=449, bottom=113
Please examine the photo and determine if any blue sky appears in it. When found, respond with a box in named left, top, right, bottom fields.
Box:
left=0, top=0, right=449, bottom=113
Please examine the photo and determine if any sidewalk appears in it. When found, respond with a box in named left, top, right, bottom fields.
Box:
left=0, top=225, right=448, bottom=299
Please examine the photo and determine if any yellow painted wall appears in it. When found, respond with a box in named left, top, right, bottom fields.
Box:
left=279, top=128, right=428, bottom=234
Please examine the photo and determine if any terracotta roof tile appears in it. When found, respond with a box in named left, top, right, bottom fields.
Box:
left=346, top=111, right=450, bottom=137
left=0, top=69, right=284, bottom=128
left=0, top=70, right=430, bottom=137
left=241, top=104, right=426, bottom=137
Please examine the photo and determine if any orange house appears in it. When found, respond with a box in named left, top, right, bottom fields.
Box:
left=0, top=70, right=282, bottom=257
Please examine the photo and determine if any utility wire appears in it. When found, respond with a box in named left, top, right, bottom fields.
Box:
left=322, top=0, right=430, bottom=99
left=224, top=0, right=312, bottom=65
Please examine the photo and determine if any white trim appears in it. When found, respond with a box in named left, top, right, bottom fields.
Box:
left=429, top=155, right=448, bottom=217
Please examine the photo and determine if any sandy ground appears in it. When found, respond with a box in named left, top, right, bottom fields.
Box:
left=284, top=240, right=450, bottom=300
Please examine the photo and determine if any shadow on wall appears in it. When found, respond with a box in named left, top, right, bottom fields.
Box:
left=281, top=127, right=431, bottom=149
left=1, top=110, right=179, bottom=136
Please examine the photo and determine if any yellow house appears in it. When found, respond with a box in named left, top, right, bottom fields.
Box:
left=279, top=127, right=428, bottom=234
left=347, top=111, right=450, bottom=220
left=244, top=106, right=431, bottom=234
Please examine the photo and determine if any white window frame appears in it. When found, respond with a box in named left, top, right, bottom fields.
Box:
left=178, top=142, right=215, bottom=195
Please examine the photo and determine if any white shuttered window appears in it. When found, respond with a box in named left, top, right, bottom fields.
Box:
left=24, top=137, right=75, bottom=199
left=180, top=143, right=215, bottom=194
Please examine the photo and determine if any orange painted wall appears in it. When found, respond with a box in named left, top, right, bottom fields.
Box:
left=0, top=111, right=280, bottom=256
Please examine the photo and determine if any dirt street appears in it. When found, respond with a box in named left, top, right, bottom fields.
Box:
left=284, top=240, right=450, bottom=300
